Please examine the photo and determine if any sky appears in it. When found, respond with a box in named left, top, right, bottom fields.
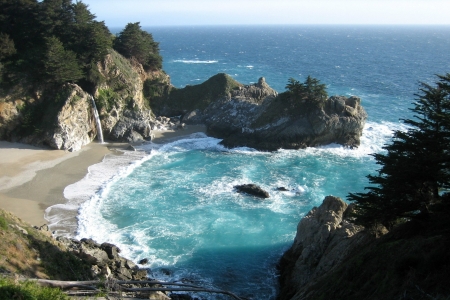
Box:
left=81, top=0, right=450, bottom=28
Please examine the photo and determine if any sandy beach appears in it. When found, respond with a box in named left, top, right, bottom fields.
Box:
left=0, top=124, right=207, bottom=227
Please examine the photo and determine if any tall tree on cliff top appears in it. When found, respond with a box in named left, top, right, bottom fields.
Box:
left=348, top=74, right=450, bottom=230
left=43, top=36, right=83, bottom=85
left=0, top=0, right=111, bottom=85
left=113, top=22, right=162, bottom=71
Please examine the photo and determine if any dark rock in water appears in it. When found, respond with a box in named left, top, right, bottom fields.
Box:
left=277, top=187, right=289, bottom=191
left=160, top=268, right=172, bottom=276
left=234, top=184, right=270, bottom=198
left=139, top=258, right=149, bottom=265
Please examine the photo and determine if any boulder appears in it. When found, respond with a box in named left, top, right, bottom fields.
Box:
left=234, top=184, right=270, bottom=198
left=79, top=243, right=110, bottom=266
left=101, top=242, right=121, bottom=260
left=108, top=110, right=153, bottom=142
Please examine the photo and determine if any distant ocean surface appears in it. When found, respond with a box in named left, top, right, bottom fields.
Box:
left=49, top=26, right=450, bottom=299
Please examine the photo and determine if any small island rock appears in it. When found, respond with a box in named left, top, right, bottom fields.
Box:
left=234, top=184, right=270, bottom=198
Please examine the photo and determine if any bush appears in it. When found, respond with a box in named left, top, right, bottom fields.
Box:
left=0, top=215, right=7, bottom=230
left=0, top=277, right=69, bottom=300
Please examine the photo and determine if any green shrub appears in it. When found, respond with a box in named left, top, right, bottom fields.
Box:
left=96, top=88, right=118, bottom=112
left=0, top=215, right=7, bottom=230
left=0, top=277, right=69, bottom=300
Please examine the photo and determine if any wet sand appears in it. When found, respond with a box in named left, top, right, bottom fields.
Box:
left=0, top=125, right=208, bottom=227
left=0, top=141, right=112, bottom=226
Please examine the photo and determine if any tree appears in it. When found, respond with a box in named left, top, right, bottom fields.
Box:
left=348, top=74, right=450, bottom=229
left=42, top=36, right=83, bottom=85
left=0, top=33, right=16, bottom=60
left=284, top=76, right=328, bottom=109
left=304, top=75, right=328, bottom=102
left=113, top=22, right=162, bottom=70
left=69, top=2, right=112, bottom=66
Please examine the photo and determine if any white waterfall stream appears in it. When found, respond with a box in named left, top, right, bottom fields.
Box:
left=89, top=95, right=104, bottom=143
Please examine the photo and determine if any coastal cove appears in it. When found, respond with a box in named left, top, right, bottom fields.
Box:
left=1, top=24, right=450, bottom=299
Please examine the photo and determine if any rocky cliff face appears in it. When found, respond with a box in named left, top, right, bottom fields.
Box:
left=1, top=57, right=365, bottom=151
left=0, top=49, right=172, bottom=149
left=0, top=83, right=97, bottom=151
left=277, top=196, right=370, bottom=300
left=41, top=84, right=97, bottom=151
left=92, top=49, right=170, bottom=143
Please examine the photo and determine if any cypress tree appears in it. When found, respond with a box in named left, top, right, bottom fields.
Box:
left=348, top=74, right=450, bottom=229
left=43, top=36, right=83, bottom=85
left=113, top=22, right=162, bottom=70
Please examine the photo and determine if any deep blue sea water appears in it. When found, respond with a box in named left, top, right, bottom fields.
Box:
left=50, top=26, right=450, bottom=299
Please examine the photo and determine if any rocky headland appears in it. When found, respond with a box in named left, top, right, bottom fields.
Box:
left=277, top=196, right=450, bottom=300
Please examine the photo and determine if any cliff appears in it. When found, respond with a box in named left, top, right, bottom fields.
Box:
left=91, top=48, right=167, bottom=143
left=0, top=49, right=172, bottom=150
left=277, top=197, right=450, bottom=300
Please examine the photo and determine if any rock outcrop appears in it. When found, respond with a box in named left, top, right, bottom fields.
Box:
left=93, top=49, right=167, bottom=143
left=0, top=83, right=98, bottom=151
left=162, top=74, right=367, bottom=151
left=42, top=85, right=97, bottom=151
left=277, top=196, right=370, bottom=300
left=205, top=89, right=366, bottom=151
left=0, top=49, right=173, bottom=149
left=56, top=237, right=148, bottom=281
left=234, top=184, right=270, bottom=198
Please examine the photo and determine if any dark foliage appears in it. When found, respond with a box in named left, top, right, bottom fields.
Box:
left=0, top=0, right=112, bottom=86
left=113, top=22, right=162, bottom=71
left=348, top=74, right=450, bottom=229
left=284, top=75, right=328, bottom=109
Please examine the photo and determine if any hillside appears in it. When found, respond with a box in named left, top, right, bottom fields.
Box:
left=0, top=208, right=93, bottom=281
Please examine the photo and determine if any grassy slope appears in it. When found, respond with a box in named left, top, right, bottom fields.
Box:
left=0, top=209, right=93, bottom=281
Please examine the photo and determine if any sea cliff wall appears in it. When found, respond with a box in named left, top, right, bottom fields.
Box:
left=277, top=196, right=371, bottom=300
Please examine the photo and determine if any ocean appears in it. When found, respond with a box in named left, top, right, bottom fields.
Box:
left=47, top=25, right=450, bottom=299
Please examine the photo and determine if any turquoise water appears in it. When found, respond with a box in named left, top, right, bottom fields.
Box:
left=57, top=26, right=450, bottom=299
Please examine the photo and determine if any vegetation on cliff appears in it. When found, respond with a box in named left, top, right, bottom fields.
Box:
left=0, top=210, right=93, bottom=281
left=348, top=74, right=450, bottom=230
left=284, top=76, right=328, bottom=108
left=113, top=22, right=163, bottom=71
left=0, top=0, right=112, bottom=87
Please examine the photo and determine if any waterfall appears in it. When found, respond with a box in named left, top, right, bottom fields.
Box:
left=89, top=95, right=104, bottom=143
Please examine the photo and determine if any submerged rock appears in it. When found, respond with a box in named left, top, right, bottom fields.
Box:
left=234, top=184, right=270, bottom=198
